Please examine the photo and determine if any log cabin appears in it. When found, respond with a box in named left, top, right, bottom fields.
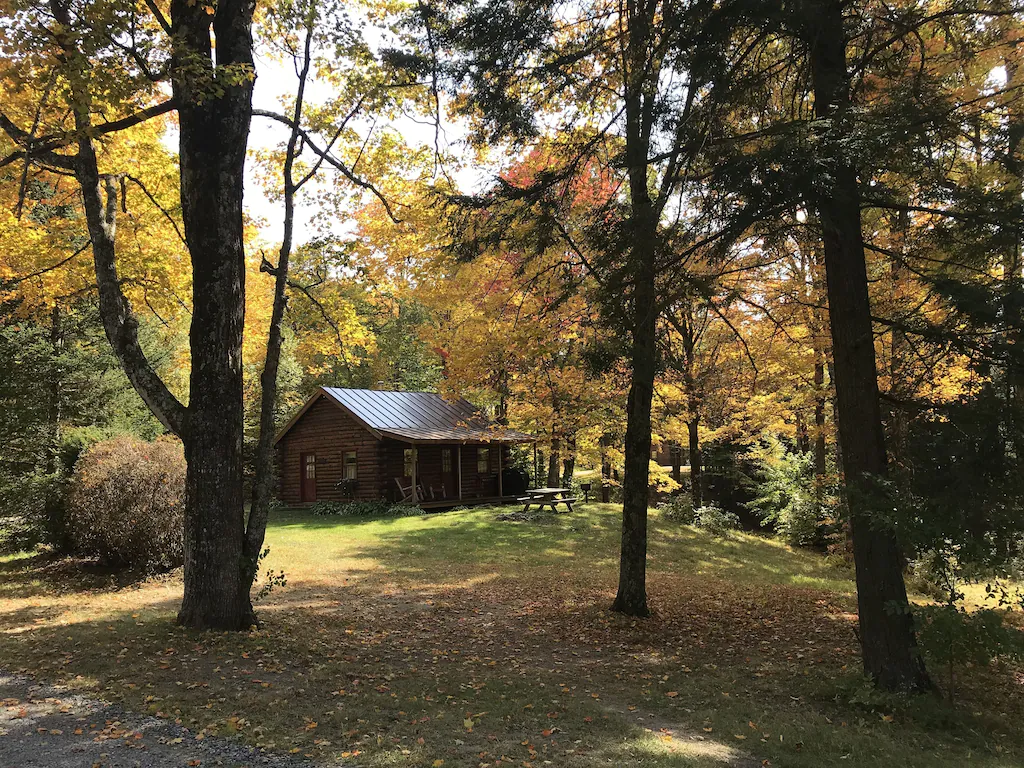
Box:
left=274, top=387, right=534, bottom=507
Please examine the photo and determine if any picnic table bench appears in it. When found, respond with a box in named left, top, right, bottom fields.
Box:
left=517, top=487, right=577, bottom=513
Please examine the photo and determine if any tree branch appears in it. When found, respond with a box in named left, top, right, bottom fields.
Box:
left=252, top=108, right=402, bottom=222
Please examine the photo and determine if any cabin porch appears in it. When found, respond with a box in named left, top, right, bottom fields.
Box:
left=382, top=439, right=522, bottom=504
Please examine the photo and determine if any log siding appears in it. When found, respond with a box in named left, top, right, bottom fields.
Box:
left=275, top=390, right=519, bottom=505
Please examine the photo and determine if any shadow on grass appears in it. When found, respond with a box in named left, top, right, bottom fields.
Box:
left=271, top=503, right=854, bottom=596
left=0, top=551, right=173, bottom=600
left=0, top=504, right=1019, bottom=767
left=1, top=584, right=1021, bottom=768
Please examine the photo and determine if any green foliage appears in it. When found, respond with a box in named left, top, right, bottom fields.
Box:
left=895, top=392, right=1024, bottom=574
left=916, top=605, right=1024, bottom=671
left=659, top=496, right=738, bottom=534
left=66, top=435, right=185, bottom=571
left=908, top=546, right=1024, bottom=699
left=0, top=469, right=66, bottom=553
left=691, top=504, right=740, bottom=536
left=308, top=499, right=424, bottom=518
left=657, top=494, right=694, bottom=523
left=746, top=435, right=833, bottom=547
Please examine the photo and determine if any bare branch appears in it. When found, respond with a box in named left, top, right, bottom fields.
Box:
left=252, top=108, right=403, bottom=223
left=0, top=240, right=91, bottom=289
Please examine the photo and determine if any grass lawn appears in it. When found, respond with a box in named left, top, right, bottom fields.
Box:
left=1, top=504, right=1022, bottom=767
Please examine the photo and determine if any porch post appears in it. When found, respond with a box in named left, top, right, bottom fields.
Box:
left=457, top=444, right=463, bottom=500
left=497, top=442, right=503, bottom=498
left=411, top=443, right=417, bottom=502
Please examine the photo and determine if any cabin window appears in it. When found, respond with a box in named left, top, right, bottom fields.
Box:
left=441, top=448, right=452, bottom=473
left=304, top=453, right=316, bottom=479
left=477, top=447, right=489, bottom=473
left=343, top=450, right=357, bottom=480
left=404, top=448, right=418, bottom=477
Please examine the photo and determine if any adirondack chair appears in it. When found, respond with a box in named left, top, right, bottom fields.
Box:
left=394, top=477, right=420, bottom=503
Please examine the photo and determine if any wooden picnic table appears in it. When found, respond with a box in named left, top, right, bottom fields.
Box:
left=519, top=487, right=577, bottom=513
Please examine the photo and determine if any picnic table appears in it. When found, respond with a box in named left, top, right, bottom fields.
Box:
left=518, top=487, right=577, bottom=513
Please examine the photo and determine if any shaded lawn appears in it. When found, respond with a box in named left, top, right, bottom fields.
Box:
left=0, top=504, right=1021, bottom=767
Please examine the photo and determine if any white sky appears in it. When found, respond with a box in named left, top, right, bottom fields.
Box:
left=243, top=39, right=489, bottom=250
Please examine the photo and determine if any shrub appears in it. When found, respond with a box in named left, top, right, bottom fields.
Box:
left=691, top=504, right=740, bottom=536
left=746, top=434, right=836, bottom=547
left=658, top=494, right=694, bottom=524
left=916, top=604, right=1024, bottom=700
left=67, top=435, right=185, bottom=570
left=309, top=499, right=423, bottom=517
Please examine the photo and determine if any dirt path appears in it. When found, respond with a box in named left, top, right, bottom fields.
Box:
left=0, top=673, right=314, bottom=768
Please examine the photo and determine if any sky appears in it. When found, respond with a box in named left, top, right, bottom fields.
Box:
left=242, top=33, right=487, bottom=251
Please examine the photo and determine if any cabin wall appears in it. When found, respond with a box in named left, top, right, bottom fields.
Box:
left=275, top=395, right=381, bottom=504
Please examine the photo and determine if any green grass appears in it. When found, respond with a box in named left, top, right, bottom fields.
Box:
left=0, top=504, right=1021, bottom=767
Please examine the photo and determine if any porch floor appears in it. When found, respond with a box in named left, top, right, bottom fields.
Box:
left=417, top=495, right=522, bottom=511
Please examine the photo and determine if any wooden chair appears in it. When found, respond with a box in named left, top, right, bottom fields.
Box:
left=394, top=477, right=420, bottom=503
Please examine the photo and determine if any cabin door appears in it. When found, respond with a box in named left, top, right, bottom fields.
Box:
left=300, top=452, right=317, bottom=502
left=441, top=447, right=456, bottom=499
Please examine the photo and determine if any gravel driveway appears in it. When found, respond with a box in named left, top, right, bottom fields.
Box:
left=0, top=673, right=315, bottom=768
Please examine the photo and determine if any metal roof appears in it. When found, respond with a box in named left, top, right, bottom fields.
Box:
left=275, top=387, right=535, bottom=444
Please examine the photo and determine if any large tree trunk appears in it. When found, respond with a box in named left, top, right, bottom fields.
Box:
left=804, top=0, right=929, bottom=691
left=611, top=0, right=658, bottom=618
left=38, top=0, right=256, bottom=631
left=612, top=294, right=656, bottom=616
left=172, top=0, right=256, bottom=629
left=999, top=14, right=1024, bottom=471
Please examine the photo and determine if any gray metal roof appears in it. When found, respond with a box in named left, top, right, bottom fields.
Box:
left=277, top=387, right=535, bottom=444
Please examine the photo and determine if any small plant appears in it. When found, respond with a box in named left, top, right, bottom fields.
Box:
left=253, top=547, right=287, bottom=602
left=912, top=546, right=1024, bottom=700
left=916, top=604, right=1024, bottom=701
left=691, top=504, right=739, bottom=536
left=309, top=499, right=423, bottom=517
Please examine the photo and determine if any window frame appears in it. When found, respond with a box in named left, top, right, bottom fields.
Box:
left=403, top=447, right=418, bottom=478
left=343, top=450, right=357, bottom=481
left=477, top=446, right=489, bottom=474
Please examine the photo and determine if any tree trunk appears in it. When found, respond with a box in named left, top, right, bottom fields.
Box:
left=670, top=443, right=681, bottom=484
left=47, top=304, right=63, bottom=475
left=795, top=413, right=810, bottom=454
left=611, top=0, right=657, bottom=618
left=813, top=349, right=827, bottom=503
left=37, top=0, right=256, bottom=630
left=172, top=0, right=256, bottom=630
left=561, top=431, right=576, bottom=487
left=999, top=13, right=1024, bottom=471
left=803, top=0, right=930, bottom=691
left=547, top=432, right=561, bottom=487
left=244, top=20, right=314, bottom=595
left=496, top=366, right=510, bottom=426
left=687, top=415, right=702, bottom=510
